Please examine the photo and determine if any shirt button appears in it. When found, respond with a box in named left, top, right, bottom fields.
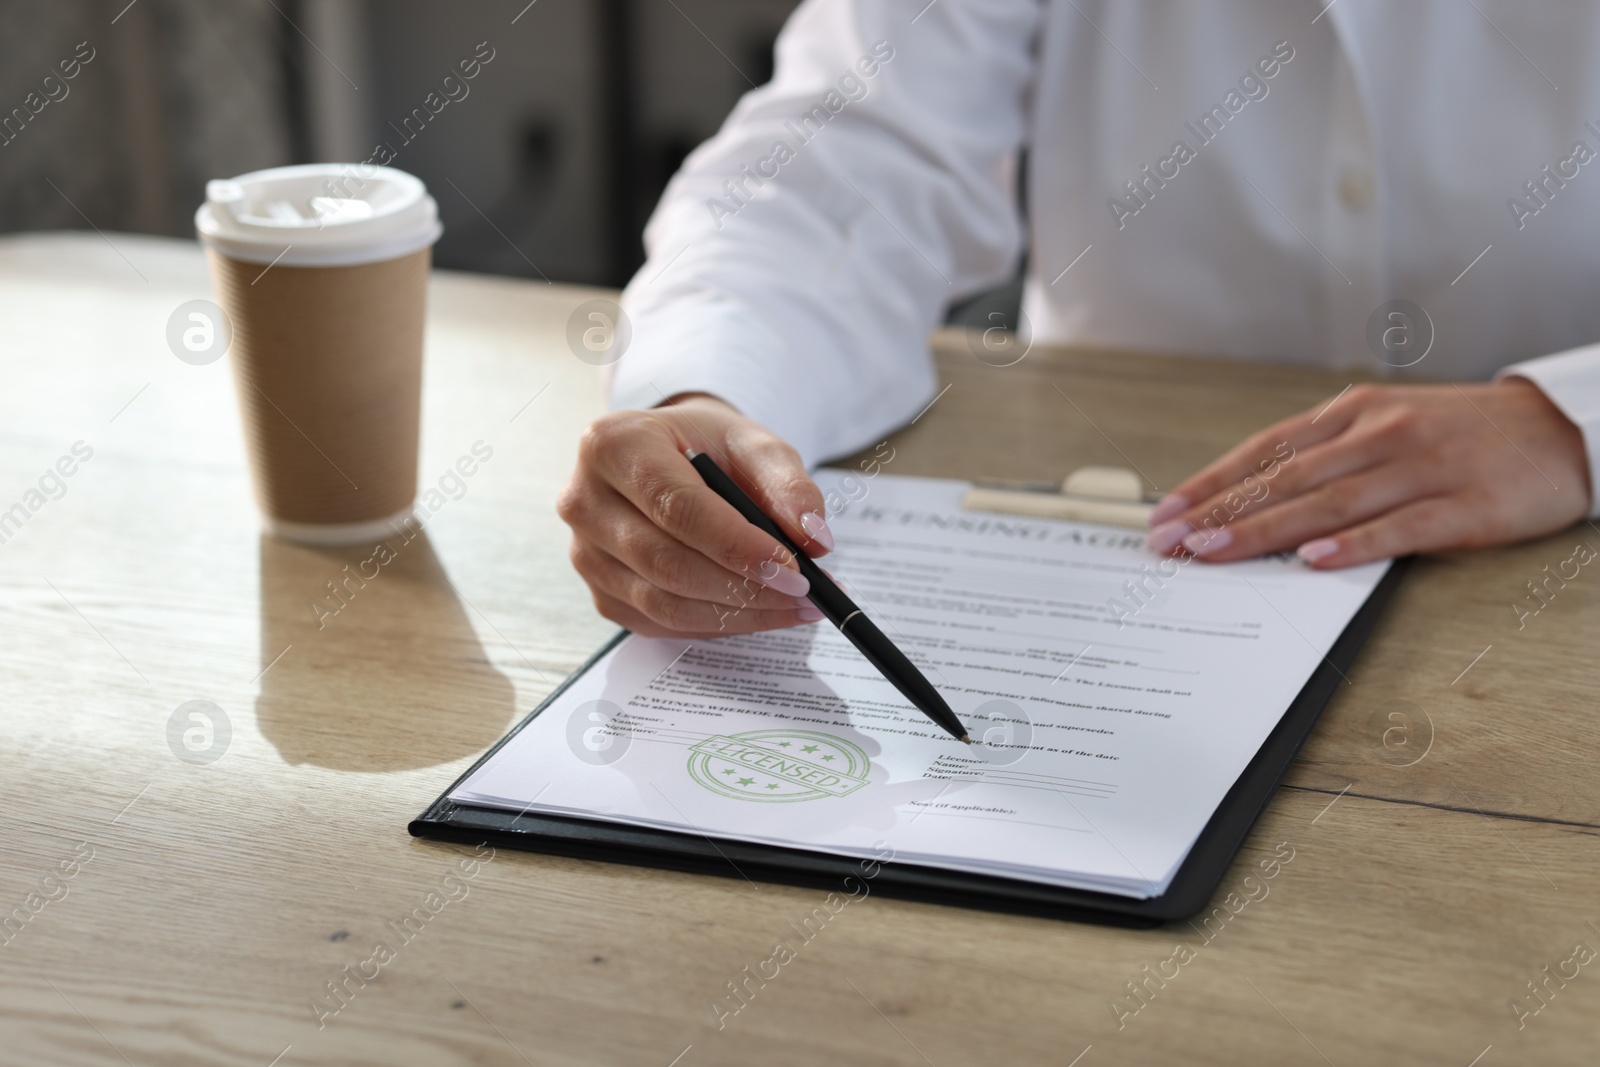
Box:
left=1338, top=169, right=1375, bottom=210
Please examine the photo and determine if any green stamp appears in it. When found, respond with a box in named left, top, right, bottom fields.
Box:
left=687, top=730, right=870, bottom=803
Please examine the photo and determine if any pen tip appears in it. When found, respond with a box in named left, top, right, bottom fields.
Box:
left=959, top=734, right=971, bottom=745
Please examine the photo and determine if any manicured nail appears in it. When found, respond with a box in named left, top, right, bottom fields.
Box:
left=1182, top=527, right=1232, bottom=556
left=800, top=510, right=835, bottom=551
left=1297, top=538, right=1339, bottom=564
left=1148, top=493, right=1189, bottom=524
left=796, top=605, right=825, bottom=623
left=757, top=563, right=809, bottom=597
left=1146, top=519, right=1189, bottom=554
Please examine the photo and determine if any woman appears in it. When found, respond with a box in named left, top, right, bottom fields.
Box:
left=559, top=0, right=1597, bottom=637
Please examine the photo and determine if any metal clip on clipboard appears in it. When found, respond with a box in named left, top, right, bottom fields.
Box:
left=961, top=466, right=1156, bottom=529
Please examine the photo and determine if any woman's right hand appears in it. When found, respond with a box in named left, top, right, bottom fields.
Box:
left=556, top=394, right=834, bottom=637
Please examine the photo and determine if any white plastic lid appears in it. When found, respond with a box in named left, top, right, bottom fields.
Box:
left=194, top=163, right=442, bottom=267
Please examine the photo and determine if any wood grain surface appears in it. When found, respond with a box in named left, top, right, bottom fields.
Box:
left=1, top=233, right=1596, bottom=1067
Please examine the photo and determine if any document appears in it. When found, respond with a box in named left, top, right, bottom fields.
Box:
left=452, top=471, right=1388, bottom=898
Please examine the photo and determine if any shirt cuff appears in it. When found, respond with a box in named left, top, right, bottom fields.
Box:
left=1498, top=342, right=1600, bottom=517
left=608, top=292, right=839, bottom=470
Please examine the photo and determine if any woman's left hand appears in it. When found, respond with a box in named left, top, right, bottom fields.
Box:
left=1146, top=379, right=1593, bottom=568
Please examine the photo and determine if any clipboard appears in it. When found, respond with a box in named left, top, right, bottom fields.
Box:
left=411, top=560, right=1407, bottom=927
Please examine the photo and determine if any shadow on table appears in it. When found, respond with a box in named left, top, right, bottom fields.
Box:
left=254, top=530, right=516, bottom=772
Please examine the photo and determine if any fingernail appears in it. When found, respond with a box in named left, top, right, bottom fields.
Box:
left=1297, top=538, right=1339, bottom=564
left=1182, top=527, right=1232, bottom=556
left=758, top=564, right=809, bottom=597
left=796, top=605, right=825, bottom=623
left=1146, top=519, right=1190, bottom=554
left=1148, top=493, right=1189, bottom=524
left=800, top=510, right=835, bottom=551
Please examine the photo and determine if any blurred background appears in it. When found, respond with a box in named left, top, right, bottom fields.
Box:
left=0, top=0, right=800, bottom=288
left=1, top=0, right=1020, bottom=321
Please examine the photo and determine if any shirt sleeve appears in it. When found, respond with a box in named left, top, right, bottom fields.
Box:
left=609, top=0, right=1041, bottom=468
left=1498, top=344, right=1600, bottom=517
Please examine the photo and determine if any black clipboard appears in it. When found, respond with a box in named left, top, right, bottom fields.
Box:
left=411, top=559, right=1406, bottom=927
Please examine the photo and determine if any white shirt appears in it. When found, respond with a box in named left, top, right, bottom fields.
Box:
left=611, top=0, right=1600, bottom=508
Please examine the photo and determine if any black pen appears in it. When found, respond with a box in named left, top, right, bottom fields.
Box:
left=686, top=449, right=971, bottom=744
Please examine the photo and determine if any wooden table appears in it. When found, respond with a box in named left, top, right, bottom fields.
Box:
left=3, top=232, right=1596, bottom=1066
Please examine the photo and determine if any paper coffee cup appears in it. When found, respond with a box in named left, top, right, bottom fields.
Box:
left=195, top=164, right=442, bottom=545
